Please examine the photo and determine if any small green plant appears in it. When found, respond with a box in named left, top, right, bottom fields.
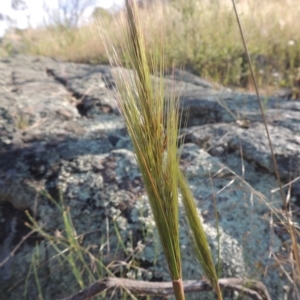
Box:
left=15, top=113, right=30, bottom=130
left=24, top=192, right=141, bottom=300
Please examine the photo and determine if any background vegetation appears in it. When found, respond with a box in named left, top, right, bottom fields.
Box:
left=1, top=0, right=300, bottom=93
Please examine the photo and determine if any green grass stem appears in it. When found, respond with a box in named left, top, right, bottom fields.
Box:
left=178, top=170, right=222, bottom=300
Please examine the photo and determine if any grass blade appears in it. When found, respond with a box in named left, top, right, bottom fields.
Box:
left=178, top=169, right=222, bottom=299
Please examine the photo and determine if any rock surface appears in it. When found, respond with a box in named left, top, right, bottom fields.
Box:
left=0, top=55, right=300, bottom=300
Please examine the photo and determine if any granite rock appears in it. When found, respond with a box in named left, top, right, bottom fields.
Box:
left=0, top=55, right=299, bottom=299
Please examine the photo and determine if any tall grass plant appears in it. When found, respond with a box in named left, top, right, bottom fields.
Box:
left=101, top=0, right=224, bottom=299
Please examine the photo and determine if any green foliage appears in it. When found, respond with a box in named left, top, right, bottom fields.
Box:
left=15, top=0, right=300, bottom=91
left=92, top=7, right=113, bottom=22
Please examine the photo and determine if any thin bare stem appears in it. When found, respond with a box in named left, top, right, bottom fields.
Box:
left=231, top=0, right=300, bottom=288
left=231, top=0, right=286, bottom=208
left=63, top=277, right=271, bottom=300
